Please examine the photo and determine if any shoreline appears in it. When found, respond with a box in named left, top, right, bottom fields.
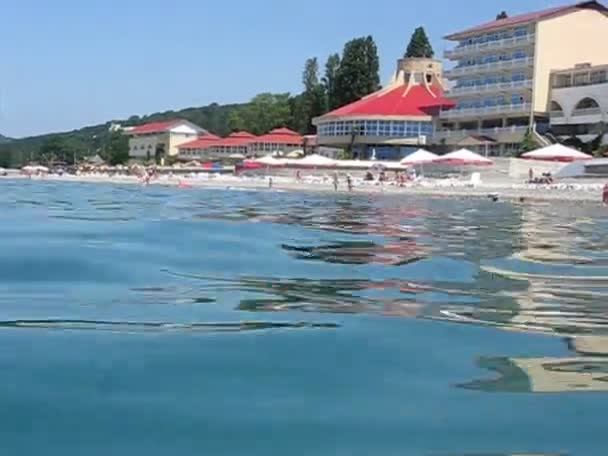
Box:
left=2, top=174, right=605, bottom=204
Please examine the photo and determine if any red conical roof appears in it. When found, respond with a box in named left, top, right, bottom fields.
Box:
left=321, top=84, right=454, bottom=118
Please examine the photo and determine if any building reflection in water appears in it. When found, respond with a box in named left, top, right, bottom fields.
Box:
left=460, top=335, right=608, bottom=394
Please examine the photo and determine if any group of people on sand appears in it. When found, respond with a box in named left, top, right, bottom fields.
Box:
left=528, top=168, right=554, bottom=185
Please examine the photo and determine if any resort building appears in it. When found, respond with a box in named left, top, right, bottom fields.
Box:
left=178, top=132, right=253, bottom=160
left=313, top=57, right=454, bottom=160
left=248, top=128, right=303, bottom=155
left=549, top=63, right=608, bottom=144
left=127, top=119, right=207, bottom=162
left=437, top=1, right=608, bottom=155
left=177, top=128, right=304, bottom=160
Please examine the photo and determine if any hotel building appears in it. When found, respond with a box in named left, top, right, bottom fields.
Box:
left=549, top=63, right=608, bottom=143
left=313, top=57, right=454, bottom=160
left=437, top=1, right=608, bottom=155
left=127, top=119, right=207, bottom=162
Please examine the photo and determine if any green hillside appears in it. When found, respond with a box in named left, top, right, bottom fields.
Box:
left=0, top=102, right=246, bottom=167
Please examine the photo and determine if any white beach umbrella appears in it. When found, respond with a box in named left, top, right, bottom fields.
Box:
left=400, top=149, right=439, bottom=165
left=522, top=144, right=593, bottom=162
left=437, top=149, right=493, bottom=166
left=255, top=155, right=286, bottom=166
left=296, top=154, right=336, bottom=167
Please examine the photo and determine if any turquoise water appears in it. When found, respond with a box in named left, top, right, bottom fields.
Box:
left=1, top=180, right=608, bottom=455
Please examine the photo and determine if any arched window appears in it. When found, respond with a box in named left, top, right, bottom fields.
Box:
left=550, top=100, right=564, bottom=112
left=575, top=97, right=600, bottom=110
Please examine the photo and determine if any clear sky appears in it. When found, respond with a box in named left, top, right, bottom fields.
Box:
left=1, top=0, right=562, bottom=138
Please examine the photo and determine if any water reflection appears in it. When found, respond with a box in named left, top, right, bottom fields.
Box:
left=0, top=319, right=339, bottom=333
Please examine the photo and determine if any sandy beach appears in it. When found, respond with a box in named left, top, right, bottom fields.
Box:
left=3, top=171, right=606, bottom=204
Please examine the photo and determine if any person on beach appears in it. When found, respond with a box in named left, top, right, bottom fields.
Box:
left=528, top=168, right=534, bottom=183
left=603, top=184, right=608, bottom=205
left=295, top=170, right=301, bottom=182
left=346, top=174, right=353, bottom=192
left=332, top=172, right=339, bottom=191
left=268, top=177, right=273, bottom=189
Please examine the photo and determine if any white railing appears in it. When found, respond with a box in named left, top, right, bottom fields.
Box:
left=444, top=57, right=534, bottom=78
left=439, top=102, right=532, bottom=119
left=444, top=34, right=535, bottom=58
left=572, top=107, right=603, bottom=116
left=433, top=125, right=528, bottom=140
left=448, top=79, right=533, bottom=96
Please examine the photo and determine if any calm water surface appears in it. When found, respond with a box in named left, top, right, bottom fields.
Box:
left=1, top=180, right=608, bottom=455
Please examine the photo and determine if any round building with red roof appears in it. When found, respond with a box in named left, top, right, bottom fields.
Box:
left=313, top=57, right=454, bottom=160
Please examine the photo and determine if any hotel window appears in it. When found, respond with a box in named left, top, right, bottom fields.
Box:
left=512, top=49, right=527, bottom=60
left=591, top=70, right=607, bottom=84
left=513, top=26, right=528, bottom=37
left=511, top=94, right=524, bottom=105
left=511, top=71, right=525, bottom=82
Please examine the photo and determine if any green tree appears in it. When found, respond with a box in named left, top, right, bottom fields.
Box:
left=39, top=136, right=78, bottom=165
left=323, top=53, right=341, bottom=110
left=296, top=57, right=328, bottom=134
left=496, top=11, right=508, bottom=20
left=102, top=131, right=129, bottom=165
left=333, top=36, right=380, bottom=108
left=519, top=129, right=538, bottom=155
left=405, top=27, right=434, bottom=58
left=227, top=93, right=292, bottom=134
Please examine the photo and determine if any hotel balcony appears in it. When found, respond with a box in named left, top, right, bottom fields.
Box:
left=433, top=125, right=528, bottom=141
left=447, top=79, right=533, bottom=97
left=439, top=103, right=532, bottom=120
left=551, top=107, right=605, bottom=125
left=444, top=33, right=536, bottom=59
left=444, top=57, right=534, bottom=78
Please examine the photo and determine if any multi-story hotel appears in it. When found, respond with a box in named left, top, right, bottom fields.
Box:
left=549, top=63, right=608, bottom=143
left=437, top=1, right=608, bottom=155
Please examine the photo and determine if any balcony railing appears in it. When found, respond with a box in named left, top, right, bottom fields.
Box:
left=572, top=107, right=602, bottom=117
left=550, top=110, right=565, bottom=118
left=433, top=125, right=528, bottom=140
left=448, top=79, right=533, bottom=96
left=444, top=34, right=535, bottom=59
left=439, top=103, right=532, bottom=120
left=444, top=57, right=534, bottom=78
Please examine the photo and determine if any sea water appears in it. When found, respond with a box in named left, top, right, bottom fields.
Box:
left=1, top=179, right=607, bottom=455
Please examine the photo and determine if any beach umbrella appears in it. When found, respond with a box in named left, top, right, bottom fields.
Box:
left=255, top=155, right=286, bottom=166
left=437, top=149, right=493, bottom=166
left=286, top=149, right=304, bottom=158
left=522, top=144, right=593, bottom=162
left=400, top=149, right=439, bottom=176
left=294, top=154, right=336, bottom=167
left=400, top=149, right=438, bottom=165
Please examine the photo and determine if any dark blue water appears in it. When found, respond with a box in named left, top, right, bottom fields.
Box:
left=1, top=180, right=608, bottom=455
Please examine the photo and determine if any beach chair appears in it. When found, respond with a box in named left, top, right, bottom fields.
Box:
left=468, top=172, right=482, bottom=188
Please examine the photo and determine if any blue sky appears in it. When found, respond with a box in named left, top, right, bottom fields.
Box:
left=1, top=0, right=561, bottom=138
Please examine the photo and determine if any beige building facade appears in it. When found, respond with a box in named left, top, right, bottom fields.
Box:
left=127, top=120, right=206, bottom=162
left=437, top=1, right=608, bottom=155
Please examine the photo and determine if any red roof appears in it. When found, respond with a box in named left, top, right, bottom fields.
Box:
left=228, top=131, right=257, bottom=139
left=268, top=127, right=300, bottom=136
left=253, top=128, right=303, bottom=144
left=128, top=120, right=182, bottom=134
left=178, top=134, right=221, bottom=150
left=320, top=84, right=454, bottom=119
left=446, top=1, right=606, bottom=38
